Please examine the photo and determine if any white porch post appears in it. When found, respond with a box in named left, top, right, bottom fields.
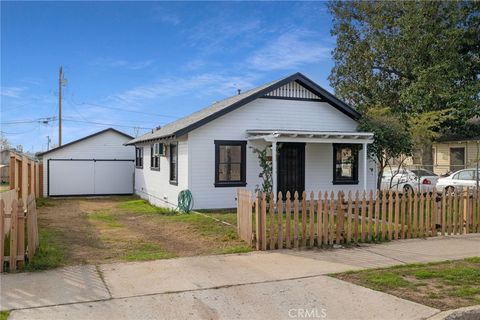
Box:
left=363, top=142, right=368, bottom=191
left=272, top=141, right=277, bottom=201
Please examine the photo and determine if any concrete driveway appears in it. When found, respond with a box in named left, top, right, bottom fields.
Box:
left=2, top=234, right=480, bottom=320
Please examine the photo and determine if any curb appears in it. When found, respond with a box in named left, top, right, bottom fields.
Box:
left=427, top=305, right=480, bottom=320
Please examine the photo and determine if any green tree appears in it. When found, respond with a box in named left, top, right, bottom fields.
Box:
left=408, top=109, right=452, bottom=164
left=329, top=1, right=479, bottom=162
left=358, top=107, right=413, bottom=189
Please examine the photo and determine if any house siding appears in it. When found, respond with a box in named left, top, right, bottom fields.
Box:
left=134, top=136, right=188, bottom=208
left=187, top=98, right=374, bottom=209
left=305, top=144, right=377, bottom=195
left=41, top=130, right=135, bottom=197
left=433, top=141, right=479, bottom=175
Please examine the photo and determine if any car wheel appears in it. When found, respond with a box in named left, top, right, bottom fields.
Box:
left=403, top=185, right=414, bottom=195
left=445, top=186, right=456, bottom=195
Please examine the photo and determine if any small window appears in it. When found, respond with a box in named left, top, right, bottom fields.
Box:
left=150, top=143, right=161, bottom=170
left=169, top=143, right=178, bottom=185
left=214, top=140, right=247, bottom=187
left=450, top=147, right=465, bottom=172
left=333, top=144, right=359, bottom=185
left=135, top=147, right=143, bottom=168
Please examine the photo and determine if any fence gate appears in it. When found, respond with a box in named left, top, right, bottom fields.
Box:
left=0, top=194, right=39, bottom=272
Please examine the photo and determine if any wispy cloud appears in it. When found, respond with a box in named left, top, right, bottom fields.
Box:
left=1, top=86, right=26, bottom=98
left=186, top=15, right=263, bottom=53
left=110, top=73, right=259, bottom=106
left=91, top=58, right=154, bottom=70
left=247, top=31, right=331, bottom=71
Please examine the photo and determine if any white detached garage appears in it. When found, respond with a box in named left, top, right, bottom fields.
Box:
left=39, top=128, right=135, bottom=197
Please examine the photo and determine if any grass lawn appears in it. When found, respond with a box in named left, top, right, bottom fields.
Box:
left=200, top=208, right=393, bottom=247
left=18, top=196, right=251, bottom=270
left=23, top=228, right=67, bottom=271
left=0, top=311, right=10, bottom=320
left=333, top=257, right=480, bottom=310
left=197, top=210, right=238, bottom=226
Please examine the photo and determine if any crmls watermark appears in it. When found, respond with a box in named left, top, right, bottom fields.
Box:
left=288, top=308, right=327, bottom=319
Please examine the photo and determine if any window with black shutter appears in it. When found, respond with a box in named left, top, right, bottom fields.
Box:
left=333, top=144, right=359, bottom=185
left=214, top=140, right=247, bottom=187
left=135, top=147, right=143, bottom=168
left=150, top=143, right=161, bottom=170
left=169, top=143, right=178, bottom=185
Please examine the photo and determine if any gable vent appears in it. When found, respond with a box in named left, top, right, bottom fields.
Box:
left=265, top=81, right=322, bottom=100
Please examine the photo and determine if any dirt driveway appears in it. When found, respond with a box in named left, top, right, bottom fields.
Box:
left=37, top=196, right=248, bottom=266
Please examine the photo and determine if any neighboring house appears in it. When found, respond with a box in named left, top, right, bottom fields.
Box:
left=38, top=128, right=135, bottom=197
left=432, top=137, right=480, bottom=176
left=127, top=73, right=376, bottom=209
left=1, top=149, right=13, bottom=183
left=0, top=148, right=37, bottom=184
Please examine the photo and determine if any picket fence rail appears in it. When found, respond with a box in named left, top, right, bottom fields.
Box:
left=236, top=188, right=480, bottom=250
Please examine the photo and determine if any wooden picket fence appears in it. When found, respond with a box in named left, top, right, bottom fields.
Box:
left=0, top=194, right=39, bottom=272
left=1, top=189, right=17, bottom=234
left=236, top=188, right=480, bottom=250
left=236, top=188, right=253, bottom=244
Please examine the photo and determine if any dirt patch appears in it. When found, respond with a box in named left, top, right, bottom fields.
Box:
left=120, top=214, right=234, bottom=256
left=38, top=197, right=249, bottom=265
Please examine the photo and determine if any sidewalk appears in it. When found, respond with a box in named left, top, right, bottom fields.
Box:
left=2, top=234, right=479, bottom=319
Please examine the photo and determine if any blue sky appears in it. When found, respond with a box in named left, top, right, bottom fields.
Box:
left=1, top=1, right=335, bottom=152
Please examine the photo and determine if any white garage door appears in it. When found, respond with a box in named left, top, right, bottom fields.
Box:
left=49, top=159, right=134, bottom=196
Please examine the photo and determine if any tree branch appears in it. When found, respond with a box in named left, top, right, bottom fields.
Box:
left=372, top=66, right=414, bottom=80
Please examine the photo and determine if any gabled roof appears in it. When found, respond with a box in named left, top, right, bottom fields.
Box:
left=126, top=72, right=361, bottom=145
left=37, top=128, right=133, bottom=156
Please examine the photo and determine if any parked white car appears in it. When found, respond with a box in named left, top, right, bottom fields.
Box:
left=381, top=168, right=438, bottom=193
left=435, top=168, right=480, bottom=193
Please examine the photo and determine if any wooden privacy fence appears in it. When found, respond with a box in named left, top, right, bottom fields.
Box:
left=0, top=194, right=39, bottom=272
left=10, top=153, right=42, bottom=205
left=236, top=188, right=480, bottom=250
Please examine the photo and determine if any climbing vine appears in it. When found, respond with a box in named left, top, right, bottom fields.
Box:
left=251, top=146, right=272, bottom=195
left=251, top=144, right=282, bottom=198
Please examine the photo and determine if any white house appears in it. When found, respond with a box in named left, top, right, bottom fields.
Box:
left=39, top=128, right=135, bottom=197
left=126, top=73, right=376, bottom=209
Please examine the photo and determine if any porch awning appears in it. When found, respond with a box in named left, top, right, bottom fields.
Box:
left=246, top=130, right=374, bottom=144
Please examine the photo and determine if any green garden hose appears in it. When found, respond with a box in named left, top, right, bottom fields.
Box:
left=177, top=189, right=194, bottom=213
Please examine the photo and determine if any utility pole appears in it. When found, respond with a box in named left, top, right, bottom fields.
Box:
left=58, top=66, right=67, bottom=146
left=46, top=136, right=51, bottom=151
left=133, top=126, right=140, bottom=137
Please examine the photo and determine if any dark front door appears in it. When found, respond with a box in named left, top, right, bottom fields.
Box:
left=277, top=143, right=305, bottom=198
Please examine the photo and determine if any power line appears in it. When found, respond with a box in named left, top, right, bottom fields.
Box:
left=1, top=116, right=154, bottom=130
left=65, top=97, right=89, bottom=122
left=0, top=127, right=38, bottom=135
left=68, top=94, right=177, bottom=118
left=62, top=118, right=153, bottom=130
left=1, top=117, right=56, bottom=125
